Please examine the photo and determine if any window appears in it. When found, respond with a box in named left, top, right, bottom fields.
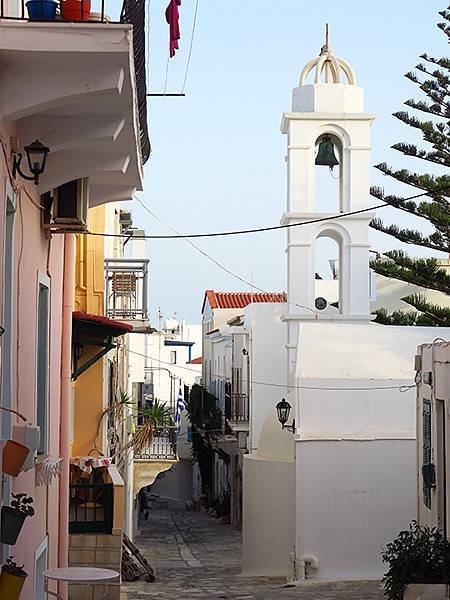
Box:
left=170, top=351, right=177, bottom=364
left=36, top=277, right=50, bottom=454
left=423, top=399, right=432, bottom=509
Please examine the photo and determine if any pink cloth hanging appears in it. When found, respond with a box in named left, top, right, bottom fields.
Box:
left=166, top=0, right=182, bottom=58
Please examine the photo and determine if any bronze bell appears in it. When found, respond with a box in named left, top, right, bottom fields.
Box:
left=315, top=135, right=339, bottom=169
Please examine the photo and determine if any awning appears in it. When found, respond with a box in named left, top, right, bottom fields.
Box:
left=72, top=311, right=132, bottom=380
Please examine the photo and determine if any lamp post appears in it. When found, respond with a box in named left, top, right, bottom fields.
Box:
left=276, top=398, right=295, bottom=434
left=12, top=139, right=50, bottom=185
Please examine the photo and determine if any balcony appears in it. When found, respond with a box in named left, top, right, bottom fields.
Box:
left=134, top=427, right=177, bottom=461
left=228, top=393, right=249, bottom=423
left=0, top=0, right=149, bottom=208
left=105, top=258, right=149, bottom=330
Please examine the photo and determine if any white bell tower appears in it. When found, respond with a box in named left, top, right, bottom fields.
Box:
left=282, top=31, right=375, bottom=358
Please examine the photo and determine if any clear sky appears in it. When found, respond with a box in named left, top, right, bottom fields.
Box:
left=128, top=0, right=447, bottom=324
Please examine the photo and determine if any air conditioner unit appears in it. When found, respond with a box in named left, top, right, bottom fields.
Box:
left=52, top=177, right=89, bottom=230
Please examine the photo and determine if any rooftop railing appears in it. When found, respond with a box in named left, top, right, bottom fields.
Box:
left=0, top=0, right=150, bottom=164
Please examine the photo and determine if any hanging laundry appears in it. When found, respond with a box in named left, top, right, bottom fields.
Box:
left=166, top=0, right=181, bottom=58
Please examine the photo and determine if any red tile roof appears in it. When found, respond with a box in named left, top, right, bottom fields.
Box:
left=73, top=311, right=133, bottom=335
left=189, top=356, right=202, bottom=364
left=202, top=290, right=286, bottom=313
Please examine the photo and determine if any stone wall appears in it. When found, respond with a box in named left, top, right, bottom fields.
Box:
left=68, top=532, right=122, bottom=600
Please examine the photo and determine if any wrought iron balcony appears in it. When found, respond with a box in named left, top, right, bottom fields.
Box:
left=228, top=393, right=249, bottom=422
left=134, top=427, right=177, bottom=461
left=105, top=258, right=149, bottom=323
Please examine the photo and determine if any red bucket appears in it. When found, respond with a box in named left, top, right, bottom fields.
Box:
left=61, top=0, right=91, bottom=21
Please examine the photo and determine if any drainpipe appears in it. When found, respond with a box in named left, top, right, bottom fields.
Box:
left=59, top=234, right=75, bottom=589
left=297, top=554, right=319, bottom=581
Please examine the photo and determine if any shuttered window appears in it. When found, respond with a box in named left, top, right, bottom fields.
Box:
left=423, top=399, right=432, bottom=509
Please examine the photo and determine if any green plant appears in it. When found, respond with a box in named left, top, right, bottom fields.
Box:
left=10, top=494, right=34, bottom=518
left=382, top=521, right=450, bottom=600
left=120, top=399, right=173, bottom=458
left=1, top=557, right=27, bottom=577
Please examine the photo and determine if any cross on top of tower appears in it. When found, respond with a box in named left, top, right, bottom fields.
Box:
left=299, top=24, right=356, bottom=86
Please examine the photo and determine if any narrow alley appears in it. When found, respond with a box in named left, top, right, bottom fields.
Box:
left=124, top=506, right=385, bottom=600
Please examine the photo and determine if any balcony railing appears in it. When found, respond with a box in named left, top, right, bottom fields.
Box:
left=105, top=258, right=149, bottom=321
left=134, top=427, right=177, bottom=461
left=0, top=0, right=150, bottom=165
left=69, top=482, right=113, bottom=534
left=228, top=393, right=249, bottom=422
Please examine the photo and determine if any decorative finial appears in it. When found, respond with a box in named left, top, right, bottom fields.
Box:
left=326, top=23, right=329, bottom=49
left=320, top=23, right=330, bottom=56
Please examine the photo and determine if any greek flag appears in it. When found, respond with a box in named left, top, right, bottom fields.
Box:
left=175, top=381, right=186, bottom=433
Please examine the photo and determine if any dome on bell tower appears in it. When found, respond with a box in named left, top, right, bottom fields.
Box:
left=299, top=32, right=356, bottom=86
left=290, top=26, right=363, bottom=113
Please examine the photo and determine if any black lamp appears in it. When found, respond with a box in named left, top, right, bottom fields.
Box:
left=13, top=139, right=50, bottom=185
left=276, top=398, right=295, bottom=433
left=315, top=135, right=339, bottom=170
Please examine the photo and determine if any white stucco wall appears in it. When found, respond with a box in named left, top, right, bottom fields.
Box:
left=294, top=322, right=450, bottom=581
left=244, top=302, right=287, bottom=451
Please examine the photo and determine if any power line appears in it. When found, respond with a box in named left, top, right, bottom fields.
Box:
left=181, top=0, right=199, bottom=93
left=126, top=348, right=414, bottom=393
left=83, top=188, right=448, bottom=241
left=134, top=196, right=315, bottom=313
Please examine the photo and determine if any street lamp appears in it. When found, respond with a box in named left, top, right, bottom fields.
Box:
left=276, top=398, right=295, bottom=434
left=13, top=139, right=50, bottom=185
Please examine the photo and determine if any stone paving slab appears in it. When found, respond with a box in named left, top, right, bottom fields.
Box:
left=124, top=508, right=385, bottom=599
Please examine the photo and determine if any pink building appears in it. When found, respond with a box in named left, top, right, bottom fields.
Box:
left=0, top=2, right=148, bottom=598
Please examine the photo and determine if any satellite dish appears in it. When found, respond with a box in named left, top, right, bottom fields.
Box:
left=315, top=297, right=327, bottom=311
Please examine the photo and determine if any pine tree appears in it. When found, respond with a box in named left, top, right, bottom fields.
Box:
left=370, top=6, right=450, bottom=326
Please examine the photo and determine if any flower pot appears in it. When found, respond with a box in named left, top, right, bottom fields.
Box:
left=2, top=440, right=30, bottom=477
left=60, top=0, right=91, bottom=21
left=0, top=506, right=26, bottom=545
left=404, top=584, right=449, bottom=599
left=26, top=0, right=57, bottom=20
left=0, top=571, right=27, bottom=600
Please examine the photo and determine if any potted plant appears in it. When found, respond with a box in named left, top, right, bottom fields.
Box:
left=2, top=440, right=30, bottom=477
left=26, top=0, right=58, bottom=20
left=60, top=0, right=91, bottom=21
left=1, top=494, right=35, bottom=546
left=0, top=557, right=28, bottom=599
left=382, top=521, right=450, bottom=600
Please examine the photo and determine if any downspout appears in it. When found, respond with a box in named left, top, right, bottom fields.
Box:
left=59, top=234, right=75, bottom=586
left=297, top=554, right=319, bottom=580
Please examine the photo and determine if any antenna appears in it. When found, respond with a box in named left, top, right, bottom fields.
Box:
left=325, top=23, right=329, bottom=50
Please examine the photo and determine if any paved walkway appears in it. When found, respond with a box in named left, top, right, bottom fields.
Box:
left=124, top=507, right=385, bottom=599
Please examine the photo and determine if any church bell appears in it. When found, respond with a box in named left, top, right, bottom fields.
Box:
left=315, top=135, right=339, bottom=169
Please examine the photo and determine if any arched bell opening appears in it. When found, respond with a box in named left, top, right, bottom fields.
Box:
left=314, top=132, right=343, bottom=213
left=314, top=231, right=343, bottom=314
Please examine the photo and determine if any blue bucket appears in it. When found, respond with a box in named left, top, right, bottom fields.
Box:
left=26, top=0, right=58, bottom=20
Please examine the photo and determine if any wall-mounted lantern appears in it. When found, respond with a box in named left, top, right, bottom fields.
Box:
left=13, top=139, right=50, bottom=185
left=276, top=398, right=295, bottom=434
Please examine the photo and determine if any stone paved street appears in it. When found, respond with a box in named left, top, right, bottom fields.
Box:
left=124, top=507, right=385, bottom=599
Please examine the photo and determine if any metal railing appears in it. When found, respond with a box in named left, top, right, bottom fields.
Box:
left=228, top=393, right=249, bottom=422
left=69, top=482, right=113, bottom=534
left=105, top=258, right=149, bottom=321
left=0, top=0, right=150, bottom=165
left=134, top=427, right=177, bottom=461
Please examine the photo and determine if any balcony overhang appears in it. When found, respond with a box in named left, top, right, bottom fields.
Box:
left=0, top=21, right=144, bottom=206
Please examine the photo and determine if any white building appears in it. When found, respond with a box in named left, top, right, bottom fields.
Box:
left=240, top=39, right=450, bottom=582
left=415, top=340, right=450, bottom=536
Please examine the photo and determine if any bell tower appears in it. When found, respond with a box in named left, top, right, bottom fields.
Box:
left=282, top=32, right=375, bottom=332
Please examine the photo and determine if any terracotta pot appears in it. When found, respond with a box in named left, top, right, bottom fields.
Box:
left=0, top=506, right=26, bottom=545
left=0, top=571, right=27, bottom=599
left=2, top=440, right=30, bottom=477
left=60, top=0, right=91, bottom=21
left=404, top=583, right=449, bottom=599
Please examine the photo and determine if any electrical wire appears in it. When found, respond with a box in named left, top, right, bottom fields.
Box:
left=125, top=348, right=415, bottom=393
left=181, top=0, right=199, bottom=93
left=134, top=195, right=315, bottom=313
left=83, top=188, right=449, bottom=241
